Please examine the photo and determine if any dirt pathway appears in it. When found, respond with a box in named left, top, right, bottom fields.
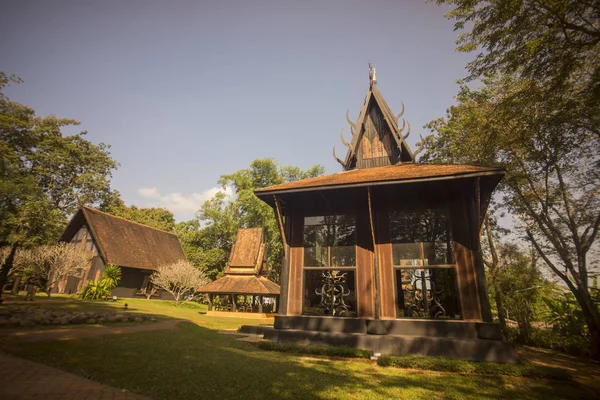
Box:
left=0, top=319, right=183, bottom=342
left=518, top=346, right=600, bottom=393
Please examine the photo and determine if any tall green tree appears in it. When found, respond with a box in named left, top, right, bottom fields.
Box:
left=178, top=159, right=324, bottom=282
left=99, top=191, right=176, bottom=232
left=0, top=73, right=117, bottom=302
left=435, top=0, right=600, bottom=115
left=219, top=159, right=324, bottom=282
left=425, top=76, right=600, bottom=359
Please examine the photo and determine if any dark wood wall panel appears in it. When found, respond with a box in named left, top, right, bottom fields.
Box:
left=356, top=102, right=400, bottom=170
left=355, top=210, right=375, bottom=317
left=287, top=213, right=304, bottom=315
left=374, top=198, right=396, bottom=319
left=451, top=196, right=483, bottom=321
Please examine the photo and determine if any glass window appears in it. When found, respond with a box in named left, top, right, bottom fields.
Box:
left=390, top=207, right=460, bottom=320
left=395, top=268, right=461, bottom=319
left=390, top=209, right=454, bottom=266
left=302, top=215, right=357, bottom=317
left=303, top=215, right=356, bottom=267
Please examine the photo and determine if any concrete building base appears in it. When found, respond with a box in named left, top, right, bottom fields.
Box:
left=241, top=315, right=519, bottom=363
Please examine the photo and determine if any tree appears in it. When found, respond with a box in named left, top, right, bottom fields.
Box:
left=494, top=243, right=541, bottom=344
left=99, top=191, right=176, bottom=232
left=176, top=192, right=239, bottom=280
left=435, top=0, right=600, bottom=115
left=0, top=73, right=117, bottom=302
left=151, top=260, right=209, bottom=305
left=218, top=159, right=324, bottom=282
left=26, top=243, right=93, bottom=296
left=425, top=76, right=600, bottom=359
left=176, top=159, right=324, bottom=283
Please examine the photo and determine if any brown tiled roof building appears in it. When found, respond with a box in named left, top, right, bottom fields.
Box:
left=58, top=206, right=187, bottom=299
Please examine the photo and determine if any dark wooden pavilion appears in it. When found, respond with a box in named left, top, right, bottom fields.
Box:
left=248, top=66, right=517, bottom=362
left=59, top=206, right=187, bottom=299
left=199, top=228, right=280, bottom=316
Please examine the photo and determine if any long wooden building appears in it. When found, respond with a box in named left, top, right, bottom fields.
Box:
left=59, top=206, right=187, bottom=299
left=250, top=66, right=517, bottom=362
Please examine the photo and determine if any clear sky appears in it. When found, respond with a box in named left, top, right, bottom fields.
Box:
left=1, top=0, right=473, bottom=221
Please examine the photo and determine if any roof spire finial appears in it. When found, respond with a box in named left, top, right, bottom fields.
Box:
left=369, top=61, right=377, bottom=87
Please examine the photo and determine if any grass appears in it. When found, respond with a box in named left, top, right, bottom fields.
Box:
left=2, top=295, right=598, bottom=400
left=3, top=293, right=272, bottom=330
left=258, top=340, right=373, bottom=359
left=377, top=355, right=571, bottom=380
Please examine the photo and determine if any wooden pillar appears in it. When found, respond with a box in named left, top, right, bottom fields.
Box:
left=207, top=294, right=213, bottom=311
left=469, top=181, right=493, bottom=322
left=274, top=198, right=290, bottom=316
left=231, top=294, right=236, bottom=312
left=258, top=295, right=263, bottom=313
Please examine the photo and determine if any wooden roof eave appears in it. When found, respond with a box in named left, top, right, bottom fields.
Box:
left=343, top=91, right=372, bottom=167
left=255, top=170, right=506, bottom=199
left=370, top=85, right=414, bottom=161
left=81, top=207, right=109, bottom=265
left=60, top=207, right=109, bottom=265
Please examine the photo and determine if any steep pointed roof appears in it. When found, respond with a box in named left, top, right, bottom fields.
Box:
left=198, top=227, right=280, bottom=295
left=60, top=206, right=186, bottom=271
left=335, top=66, right=415, bottom=170
left=223, top=228, right=267, bottom=276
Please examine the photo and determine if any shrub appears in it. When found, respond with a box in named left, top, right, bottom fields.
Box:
left=506, top=326, right=591, bottom=357
left=79, top=264, right=121, bottom=300
left=258, top=341, right=372, bottom=359
left=377, top=355, right=571, bottom=380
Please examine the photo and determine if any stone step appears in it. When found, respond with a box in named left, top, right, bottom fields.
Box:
left=263, top=328, right=519, bottom=363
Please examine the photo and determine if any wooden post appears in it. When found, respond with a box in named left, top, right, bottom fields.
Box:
left=274, top=196, right=290, bottom=316
left=231, top=294, right=236, bottom=312
left=368, top=187, right=381, bottom=320
left=258, top=295, right=263, bottom=313
left=470, top=183, right=493, bottom=323
left=207, top=294, right=213, bottom=311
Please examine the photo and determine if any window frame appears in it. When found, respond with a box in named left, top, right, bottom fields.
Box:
left=389, top=206, right=462, bottom=320
left=301, top=214, right=358, bottom=317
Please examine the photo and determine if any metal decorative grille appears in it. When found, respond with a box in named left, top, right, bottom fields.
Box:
left=315, top=270, right=351, bottom=316
left=400, top=269, right=447, bottom=319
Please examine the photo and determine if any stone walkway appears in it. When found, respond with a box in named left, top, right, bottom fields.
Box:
left=0, top=319, right=184, bottom=399
left=0, top=351, right=150, bottom=400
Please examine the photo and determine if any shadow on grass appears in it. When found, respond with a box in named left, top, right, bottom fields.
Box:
left=3, top=322, right=597, bottom=400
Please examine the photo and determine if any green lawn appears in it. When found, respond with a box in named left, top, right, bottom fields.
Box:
left=1, top=296, right=598, bottom=400
left=3, top=293, right=273, bottom=330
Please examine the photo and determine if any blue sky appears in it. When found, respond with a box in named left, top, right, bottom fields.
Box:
left=1, top=0, right=473, bottom=221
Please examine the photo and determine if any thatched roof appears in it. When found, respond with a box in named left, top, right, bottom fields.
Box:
left=224, top=228, right=267, bottom=276
left=60, top=206, right=186, bottom=271
left=255, top=163, right=505, bottom=196
left=198, top=275, right=280, bottom=295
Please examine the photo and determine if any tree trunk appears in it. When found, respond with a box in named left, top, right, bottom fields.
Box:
left=590, top=322, right=600, bottom=362
left=577, top=289, right=600, bottom=361
left=0, top=244, right=19, bottom=304
left=492, top=278, right=508, bottom=336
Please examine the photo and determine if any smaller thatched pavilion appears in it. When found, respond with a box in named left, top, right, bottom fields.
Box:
left=199, top=228, right=280, bottom=316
